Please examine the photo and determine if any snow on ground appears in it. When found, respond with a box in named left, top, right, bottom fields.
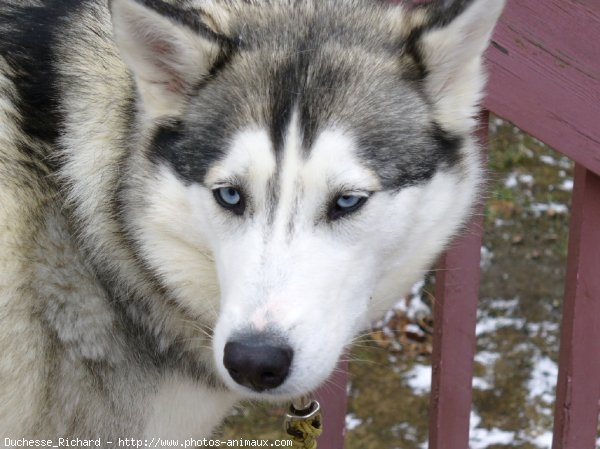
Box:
left=374, top=261, right=567, bottom=449
left=504, top=173, right=534, bottom=188
left=470, top=412, right=516, bottom=449
left=345, top=413, right=363, bottom=431
left=473, top=350, right=500, bottom=392
left=404, top=364, right=432, bottom=395
left=532, top=432, right=553, bottom=449
left=396, top=291, right=564, bottom=449
left=391, top=422, right=420, bottom=445
left=488, top=297, right=519, bottom=311
left=539, top=155, right=557, bottom=166
left=530, top=202, right=569, bottom=217
left=528, top=355, right=558, bottom=404
left=538, top=155, right=571, bottom=169
left=480, top=246, right=494, bottom=270
left=398, top=348, right=563, bottom=449
left=559, top=179, right=574, bottom=191
left=518, top=174, right=534, bottom=186
left=476, top=315, right=526, bottom=336
left=393, top=279, right=430, bottom=321
left=475, top=350, right=502, bottom=366
left=472, top=376, right=492, bottom=390
left=504, top=173, right=518, bottom=188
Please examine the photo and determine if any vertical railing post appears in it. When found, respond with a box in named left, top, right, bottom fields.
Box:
left=314, top=359, right=348, bottom=448
left=551, top=165, right=600, bottom=449
left=428, top=111, right=489, bottom=449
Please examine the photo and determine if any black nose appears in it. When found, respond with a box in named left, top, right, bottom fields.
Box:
left=223, top=337, right=293, bottom=392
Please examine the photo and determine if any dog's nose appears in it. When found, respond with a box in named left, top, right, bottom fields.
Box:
left=223, top=337, right=293, bottom=392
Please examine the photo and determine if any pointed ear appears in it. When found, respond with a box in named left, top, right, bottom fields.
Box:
left=110, top=0, right=230, bottom=119
left=408, top=0, right=505, bottom=131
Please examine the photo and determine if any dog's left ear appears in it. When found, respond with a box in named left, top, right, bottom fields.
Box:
left=110, top=0, right=231, bottom=119
left=404, top=0, right=506, bottom=131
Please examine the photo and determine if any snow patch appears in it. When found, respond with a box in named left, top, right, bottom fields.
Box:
left=530, top=202, right=568, bottom=217
left=472, top=377, right=492, bottom=390
left=505, top=173, right=518, bottom=188
left=470, top=411, right=516, bottom=449
left=476, top=315, right=526, bottom=336
left=533, top=431, right=553, bottom=448
left=393, top=279, right=430, bottom=321
left=345, top=413, right=363, bottom=431
left=405, top=364, right=432, bottom=395
left=488, top=297, right=519, bottom=311
left=480, top=246, right=494, bottom=270
left=528, top=355, right=558, bottom=404
left=475, top=351, right=502, bottom=366
left=518, top=174, right=534, bottom=186
left=559, top=179, right=574, bottom=191
left=539, top=155, right=557, bottom=166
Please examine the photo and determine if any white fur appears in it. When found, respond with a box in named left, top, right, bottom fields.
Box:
left=144, top=376, right=237, bottom=439
left=204, top=129, right=277, bottom=188
left=209, top=120, right=386, bottom=396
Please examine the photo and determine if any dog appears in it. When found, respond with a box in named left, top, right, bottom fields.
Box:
left=0, top=0, right=505, bottom=439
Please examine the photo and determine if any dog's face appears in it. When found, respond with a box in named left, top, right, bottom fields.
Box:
left=111, top=0, right=504, bottom=398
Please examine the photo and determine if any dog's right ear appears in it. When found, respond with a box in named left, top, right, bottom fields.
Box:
left=110, top=0, right=231, bottom=119
left=399, top=0, right=505, bottom=132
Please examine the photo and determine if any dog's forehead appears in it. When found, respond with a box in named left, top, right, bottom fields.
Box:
left=153, top=7, right=463, bottom=190
left=203, top=129, right=275, bottom=184
left=302, top=127, right=382, bottom=190
left=204, top=121, right=377, bottom=190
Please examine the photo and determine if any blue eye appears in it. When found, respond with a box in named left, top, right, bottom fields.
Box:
left=213, top=187, right=245, bottom=215
left=218, top=187, right=241, bottom=205
left=336, top=195, right=362, bottom=209
left=329, top=194, right=368, bottom=220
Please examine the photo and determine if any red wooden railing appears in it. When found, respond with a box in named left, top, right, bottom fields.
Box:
left=315, top=1, right=600, bottom=448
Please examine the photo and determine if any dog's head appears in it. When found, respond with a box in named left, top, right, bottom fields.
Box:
left=110, top=0, right=504, bottom=398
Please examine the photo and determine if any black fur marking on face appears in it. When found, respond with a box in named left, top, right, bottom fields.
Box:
left=431, top=122, right=463, bottom=167
left=269, top=57, right=303, bottom=156
left=265, top=175, right=281, bottom=227
left=427, top=0, right=477, bottom=29
left=355, top=120, right=464, bottom=191
left=298, top=62, right=352, bottom=154
left=267, top=29, right=354, bottom=155
left=149, top=113, right=229, bottom=185
left=149, top=120, right=186, bottom=171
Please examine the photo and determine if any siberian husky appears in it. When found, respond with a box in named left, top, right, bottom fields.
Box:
left=0, top=0, right=505, bottom=439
